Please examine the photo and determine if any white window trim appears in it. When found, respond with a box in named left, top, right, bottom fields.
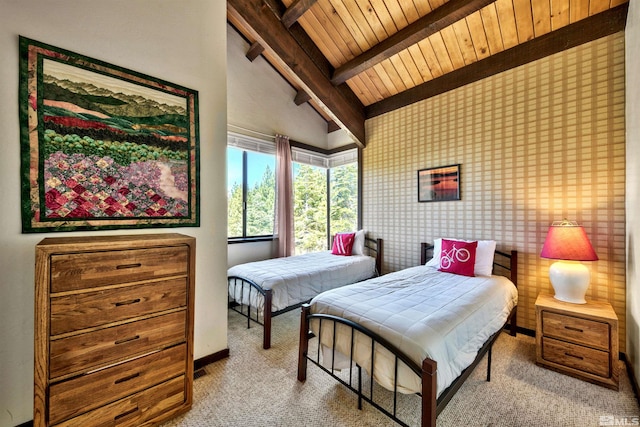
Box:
left=228, top=131, right=357, bottom=168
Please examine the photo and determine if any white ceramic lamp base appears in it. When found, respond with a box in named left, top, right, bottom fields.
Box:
left=549, top=260, right=590, bottom=304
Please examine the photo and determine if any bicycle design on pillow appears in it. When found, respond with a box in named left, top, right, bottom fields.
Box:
left=440, top=244, right=471, bottom=269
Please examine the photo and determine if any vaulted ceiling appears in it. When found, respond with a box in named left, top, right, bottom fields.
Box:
left=227, top=0, right=629, bottom=147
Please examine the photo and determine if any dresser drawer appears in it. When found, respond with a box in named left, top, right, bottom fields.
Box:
left=542, top=336, right=610, bottom=377
left=50, top=311, right=186, bottom=379
left=51, top=278, right=188, bottom=336
left=49, top=344, right=186, bottom=424
left=541, top=311, right=610, bottom=350
left=54, top=375, right=186, bottom=427
left=50, top=246, right=189, bottom=292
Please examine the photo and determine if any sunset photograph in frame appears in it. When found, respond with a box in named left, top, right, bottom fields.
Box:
left=418, top=164, right=460, bottom=202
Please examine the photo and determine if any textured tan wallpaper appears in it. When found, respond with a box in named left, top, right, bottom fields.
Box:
left=363, top=32, right=626, bottom=350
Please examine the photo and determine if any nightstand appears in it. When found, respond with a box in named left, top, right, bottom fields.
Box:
left=535, top=293, right=618, bottom=390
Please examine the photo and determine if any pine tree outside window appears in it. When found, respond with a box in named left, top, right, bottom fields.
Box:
left=227, top=133, right=358, bottom=248
left=227, top=146, right=275, bottom=239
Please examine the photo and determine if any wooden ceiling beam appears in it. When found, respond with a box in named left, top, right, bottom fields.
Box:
left=365, top=4, right=629, bottom=118
left=281, top=0, right=318, bottom=28
left=327, top=121, right=341, bottom=133
left=294, top=89, right=311, bottom=105
left=228, top=0, right=366, bottom=147
left=331, top=0, right=495, bottom=85
left=246, top=41, right=265, bottom=62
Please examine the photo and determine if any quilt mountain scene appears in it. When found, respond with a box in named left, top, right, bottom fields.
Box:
left=39, top=59, right=191, bottom=222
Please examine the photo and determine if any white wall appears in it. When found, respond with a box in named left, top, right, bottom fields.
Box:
left=226, top=23, right=358, bottom=267
left=626, top=1, right=640, bottom=388
left=0, top=1, right=228, bottom=426
left=227, top=24, right=353, bottom=150
left=228, top=240, right=277, bottom=268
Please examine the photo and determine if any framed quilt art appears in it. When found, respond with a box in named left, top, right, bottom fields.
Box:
left=19, top=37, right=200, bottom=233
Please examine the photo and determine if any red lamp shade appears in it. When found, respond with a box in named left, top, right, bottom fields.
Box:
left=540, top=220, right=598, bottom=304
left=540, top=221, right=598, bottom=261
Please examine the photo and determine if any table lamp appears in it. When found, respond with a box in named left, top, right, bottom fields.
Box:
left=540, top=220, right=598, bottom=304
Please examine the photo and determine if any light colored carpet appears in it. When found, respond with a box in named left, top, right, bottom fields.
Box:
left=161, top=309, right=639, bottom=427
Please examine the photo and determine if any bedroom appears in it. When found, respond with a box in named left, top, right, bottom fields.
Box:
left=0, top=0, right=639, bottom=426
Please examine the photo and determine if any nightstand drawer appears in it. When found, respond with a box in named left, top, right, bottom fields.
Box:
left=50, top=311, right=186, bottom=379
left=51, top=278, right=188, bottom=335
left=50, top=246, right=189, bottom=292
left=542, top=311, right=609, bottom=350
left=542, top=336, right=610, bottom=377
left=49, top=344, right=186, bottom=424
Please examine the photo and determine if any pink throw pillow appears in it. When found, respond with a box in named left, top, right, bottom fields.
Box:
left=332, top=232, right=356, bottom=256
left=438, top=239, right=477, bottom=277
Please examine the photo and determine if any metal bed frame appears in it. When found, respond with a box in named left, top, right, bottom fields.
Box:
left=297, top=243, right=517, bottom=427
left=228, top=237, right=383, bottom=349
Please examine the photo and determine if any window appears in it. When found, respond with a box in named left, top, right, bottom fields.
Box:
left=227, top=132, right=358, bottom=247
left=293, top=163, right=327, bottom=254
left=329, top=162, right=358, bottom=236
left=292, top=147, right=358, bottom=254
left=227, top=143, right=276, bottom=239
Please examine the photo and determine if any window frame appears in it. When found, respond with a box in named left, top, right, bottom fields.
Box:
left=227, top=145, right=276, bottom=242
left=227, top=132, right=360, bottom=245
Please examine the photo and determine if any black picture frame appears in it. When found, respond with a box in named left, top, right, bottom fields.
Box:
left=418, top=164, right=460, bottom=202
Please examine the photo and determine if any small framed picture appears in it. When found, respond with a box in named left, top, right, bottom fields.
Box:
left=418, top=164, right=460, bottom=202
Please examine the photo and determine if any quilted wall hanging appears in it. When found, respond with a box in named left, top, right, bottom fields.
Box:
left=19, top=36, right=200, bottom=233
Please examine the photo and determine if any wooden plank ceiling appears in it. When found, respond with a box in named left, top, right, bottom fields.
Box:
left=228, top=0, right=628, bottom=147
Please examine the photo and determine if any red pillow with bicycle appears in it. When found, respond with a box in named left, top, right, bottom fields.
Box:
left=438, top=239, right=477, bottom=277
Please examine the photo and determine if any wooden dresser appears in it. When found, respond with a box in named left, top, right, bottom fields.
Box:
left=535, top=293, right=618, bottom=390
left=34, top=233, right=196, bottom=427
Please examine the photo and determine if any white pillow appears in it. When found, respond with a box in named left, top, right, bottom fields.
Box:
left=351, top=230, right=366, bottom=255
left=425, top=238, right=497, bottom=276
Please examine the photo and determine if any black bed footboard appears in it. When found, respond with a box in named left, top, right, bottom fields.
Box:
left=297, top=304, right=510, bottom=427
left=228, top=275, right=310, bottom=349
left=297, top=304, right=438, bottom=427
left=228, top=276, right=273, bottom=349
left=228, top=237, right=384, bottom=350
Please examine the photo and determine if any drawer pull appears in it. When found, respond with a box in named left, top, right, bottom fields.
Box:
left=114, top=372, right=140, bottom=384
left=116, top=263, right=142, bottom=270
left=114, top=406, right=139, bottom=421
left=564, top=326, right=584, bottom=333
left=114, top=335, right=140, bottom=345
left=114, top=298, right=141, bottom=307
left=565, top=352, right=584, bottom=360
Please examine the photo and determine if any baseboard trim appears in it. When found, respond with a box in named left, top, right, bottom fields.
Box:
left=621, top=352, right=640, bottom=404
left=195, top=347, right=230, bottom=370
left=504, top=324, right=535, bottom=337
left=515, top=326, right=535, bottom=337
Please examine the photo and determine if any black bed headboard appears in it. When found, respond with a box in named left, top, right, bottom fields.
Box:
left=365, top=237, right=383, bottom=275
left=420, top=242, right=518, bottom=287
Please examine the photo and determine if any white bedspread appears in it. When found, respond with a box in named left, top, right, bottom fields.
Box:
left=228, top=251, right=376, bottom=312
left=308, top=265, right=517, bottom=397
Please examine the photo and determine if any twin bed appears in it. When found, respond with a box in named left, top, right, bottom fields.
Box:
left=297, top=240, right=518, bottom=427
left=227, top=234, right=383, bottom=349
left=228, top=235, right=518, bottom=426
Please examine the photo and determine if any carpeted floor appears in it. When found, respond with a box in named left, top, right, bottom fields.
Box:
left=161, top=309, right=639, bottom=427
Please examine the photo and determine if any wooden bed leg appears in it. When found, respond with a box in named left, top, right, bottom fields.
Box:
left=509, top=306, right=518, bottom=336
left=421, top=358, right=437, bottom=427
left=263, top=289, right=273, bottom=349
left=420, top=242, right=428, bottom=265
left=297, top=304, right=310, bottom=381
left=487, top=344, right=492, bottom=382
left=376, top=238, right=383, bottom=275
